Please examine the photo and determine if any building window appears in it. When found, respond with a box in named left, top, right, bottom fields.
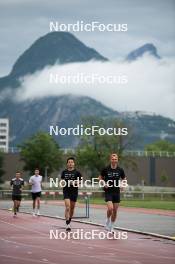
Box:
left=0, top=142, right=6, bottom=146
left=0, top=123, right=7, bottom=127
left=0, top=129, right=7, bottom=133
left=0, top=136, right=6, bottom=139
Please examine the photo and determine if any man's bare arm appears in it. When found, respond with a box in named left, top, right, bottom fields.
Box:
left=120, top=177, right=127, bottom=192
left=98, top=175, right=108, bottom=188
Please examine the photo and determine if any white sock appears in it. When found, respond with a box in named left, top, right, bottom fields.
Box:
left=106, top=217, right=110, bottom=225
left=111, top=221, right=115, bottom=228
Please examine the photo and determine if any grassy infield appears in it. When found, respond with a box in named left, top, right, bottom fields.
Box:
left=88, top=197, right=175, bottom=210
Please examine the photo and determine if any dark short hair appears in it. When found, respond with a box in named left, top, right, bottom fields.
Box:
left=16, top=171, right=21, bottom=174
left=67, top=157, right=75, bottom=163
left=35, top=168, right=40, bottom=171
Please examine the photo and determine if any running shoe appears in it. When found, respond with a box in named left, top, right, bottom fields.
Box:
left=36, top=210, right=40, bottom=216
left=13, top=213, right=17, bottom=218
left=32, top=212, right=36, bottom=217
left=66, top=224, right=71, bottom=232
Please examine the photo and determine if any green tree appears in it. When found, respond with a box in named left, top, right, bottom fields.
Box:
left=145, top=140, right=175, bottom=152
left=0, top=151, right=5, bottom=183
left=76, top=117, right=136, bottom=178
left=19, top=132, right=63, bottom=176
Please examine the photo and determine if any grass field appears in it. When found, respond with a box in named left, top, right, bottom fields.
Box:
left=89, top=197, right=175, bottom=210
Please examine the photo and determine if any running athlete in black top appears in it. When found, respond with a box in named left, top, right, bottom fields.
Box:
left=61, top=157, right=82, bottom=231
left=10, top=171, right=24, bottom=217
left=99, top=153, right=127, bottom=232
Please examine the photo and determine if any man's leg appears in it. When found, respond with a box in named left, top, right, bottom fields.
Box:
left=36, top=197, right=40, bottom=215
left=111, top=203, right=119, bottom=222
left=64, top=199, right=70, bottom=220
left=69, top=201, right=76, bottom=223
left=64, top=198, right=71, bottom=231
left=105, top=201, right=113, bottom=230
left=32, top=194, right=36, bottom=216
left=13, top=200, right=17, bottom=216
left=111, top=203, right=119, bottom=232
left=33, top=198, right=35, bottom=209
left=16, top=200, right=21, bottom=212
left=107, top=201, right=113, bottom=218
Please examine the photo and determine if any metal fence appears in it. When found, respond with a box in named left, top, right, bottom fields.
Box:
left=2, top=147, right=175, bottom=157
left=0, top=190, right=174, bottom=201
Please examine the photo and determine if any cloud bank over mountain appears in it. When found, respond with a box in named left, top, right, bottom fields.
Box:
left=13, top=55, right=175, bottom=119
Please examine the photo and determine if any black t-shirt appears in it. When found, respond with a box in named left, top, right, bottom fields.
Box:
left=10, top=178, right=24, bottom=195
left=100, top=165, right=126, bottom=192
left=61, top=169, right=82, bottom=191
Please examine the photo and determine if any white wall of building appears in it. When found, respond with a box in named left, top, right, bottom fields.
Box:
left=0, top=118, right=9, bottom=152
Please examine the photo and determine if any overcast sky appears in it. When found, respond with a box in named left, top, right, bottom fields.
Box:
left=0, top=0, right=175, bottom=76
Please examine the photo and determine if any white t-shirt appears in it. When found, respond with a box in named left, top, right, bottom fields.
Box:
left=29, top=175, right=42, bottom=193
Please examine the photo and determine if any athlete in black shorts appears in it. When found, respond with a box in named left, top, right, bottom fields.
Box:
left=29, top=169, right=42, bottom=216
left=10, top=171, right=24, bottom=217
left=99, top=153, right=127, bottom=232
left=61, top=157, right=82, bottom=231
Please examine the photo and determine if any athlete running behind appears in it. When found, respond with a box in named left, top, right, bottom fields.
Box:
left=29, top=169, right=42, bottom=216
left=11, top=171, right=24, bottom=217
left=61, top=157, right=82, bottom=232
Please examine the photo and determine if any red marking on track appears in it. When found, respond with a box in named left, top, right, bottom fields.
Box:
left=0, top=210, right=174, bottom=264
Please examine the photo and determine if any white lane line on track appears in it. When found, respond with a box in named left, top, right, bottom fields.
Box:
left=1, top=215, right=174, bottom=261
left=0, top=219, right=48, bottom=236
left=0, top=254, right=58, bottom=264
left=0, top=238, right=129, bottom=264
left=0, top=215, right=174, bottom=262
left=3, top=236, right=47, bottom=239
left=67, top=239, right=175, bottom=260
left=0, top=213, right=65, bottom=228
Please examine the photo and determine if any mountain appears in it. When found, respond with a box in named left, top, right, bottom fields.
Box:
left=0, top=33, right=174, bottom=149
left=0, top=32, right=108, bottom=91
left=1, top=95, right=174, bottom=149
left=0, top=95, right=118, bottom=147
left=126, top=43, right=161, bottom=61
left=120, top=111, right=175, bottom=148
